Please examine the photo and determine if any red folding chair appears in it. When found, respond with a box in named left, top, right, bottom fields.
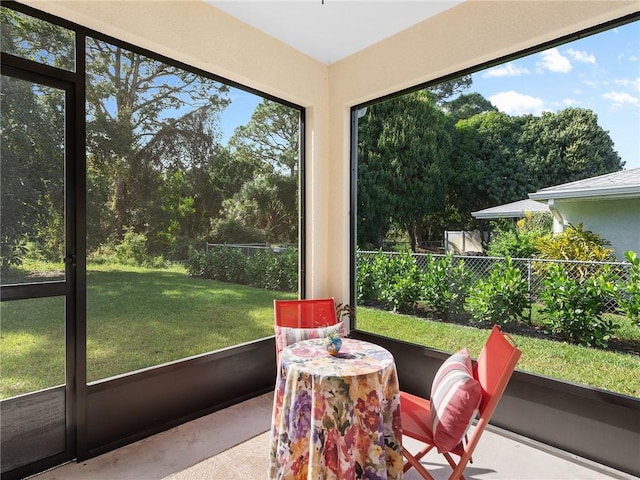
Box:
left=401, top=325, right=522, bottom=480
left=273, top=298, right=339, bottom=361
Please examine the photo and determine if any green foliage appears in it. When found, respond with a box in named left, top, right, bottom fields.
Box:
left=521, top=108, right=623, bottom=191
left=1, top=72, right=65, bottom=273
left=465, top=257, right=530, bottom=326
left=356, top=253, right=382, bottom=303
left=221, top=173, right=297, bottom=243
left=614, top=251, right=640, bottom=326
left=356, top=251, right=423, bottom=312
left=444, top=92, right=497, bottom=123
left=422, top=253, right=472, bottom=317
left=539, top=264, right=618, bottom=348
left=357, top=90, right=453, bottom=250
left=209, top=218, right=265, bottom=244
left=537, top=223, right=614, bottom=262
left=453, top=111, right=531, bottom=212
left=115, top=231, right=149, bottom=266
left=487, top=213, right=552, bottom=258
left=376, top=252, right=424, bottom=312
left=186, top=245, right=297, bottom=293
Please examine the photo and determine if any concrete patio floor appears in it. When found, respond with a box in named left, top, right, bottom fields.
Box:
left=30, top=392, right=636, bottom=480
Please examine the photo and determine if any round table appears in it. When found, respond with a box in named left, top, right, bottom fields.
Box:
left=268, top=337, right=403, bottom=479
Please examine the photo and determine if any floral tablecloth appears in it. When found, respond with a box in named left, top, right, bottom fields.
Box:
left=268, top=338, right=403, bottom=479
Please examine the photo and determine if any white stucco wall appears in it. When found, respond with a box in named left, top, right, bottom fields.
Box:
left=20, top=0, right=640, bottom=302
left=553, top=198, right=640, bottom=260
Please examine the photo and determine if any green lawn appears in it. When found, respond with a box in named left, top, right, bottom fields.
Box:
left=0, top=264, right=295, bottom=399
left=1, top=264, right=638, bottom=399
left=357, top=307, right=640, bottom=397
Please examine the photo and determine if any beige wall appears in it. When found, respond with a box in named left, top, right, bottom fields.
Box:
left=21, top=0, right=639, bottom=303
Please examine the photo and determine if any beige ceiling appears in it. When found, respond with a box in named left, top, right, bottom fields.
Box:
left=208, top=1, right=464, bottom=64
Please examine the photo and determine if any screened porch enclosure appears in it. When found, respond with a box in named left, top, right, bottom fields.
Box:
left=1, top=1, right=639, bottom=479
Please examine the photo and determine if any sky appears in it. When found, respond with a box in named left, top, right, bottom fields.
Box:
left=219, top=19, right=639, bottom=169
left=471, top=20, right=640, bottom=170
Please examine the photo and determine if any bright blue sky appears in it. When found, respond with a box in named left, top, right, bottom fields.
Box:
left=219, top=20, right=639, bottom=169
left=471, top=20, right=640, bottom=170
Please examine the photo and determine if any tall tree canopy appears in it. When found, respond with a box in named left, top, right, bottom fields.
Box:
left=445, top=92, right=497, bottom=123
left=1, top=77, right=65, bottom=271
left=229, top=100, right=300, bottom=177
left=223, top=100, right=300, bottom=243
left=520, top=108, right=623, bottom=190
left=85, top=37, right=230, bottom=247
left=358, top=90, right=454, bottom=250
left=454, top=110, right=531, bottom=211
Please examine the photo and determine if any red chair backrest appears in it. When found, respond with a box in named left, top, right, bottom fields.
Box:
left=473, top=325, right=521, bottom=415
left=274, top=298, right=338, bottom=328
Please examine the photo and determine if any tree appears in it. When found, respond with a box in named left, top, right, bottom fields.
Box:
left=521, top=108, right=623, bottom=190
left=452, top=111, right=531, bottom=215
left=444, top=92, right=497, bottom=123
left=1, top=7, right=74, bottom=70
left=224, top=100, right=300, bottom=242
left=1, top=8, right=72, bottom=270
left=1, top=76, right=65, bottom=272
left=357, top=90, right=454, bottom=251
left=85, top=37, right=230, bottom=246
left=134, top=108, right=255, bottom=257
left=221, top=173, right=297, bottom=243
left=229, top=99, right=300, bottom=177
left=428, top=75, right=472, bottom=104
left=356, top=106, right=396, bottom=248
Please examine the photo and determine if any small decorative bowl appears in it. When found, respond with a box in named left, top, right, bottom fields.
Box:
left=325, top=335, right=342, bottom=356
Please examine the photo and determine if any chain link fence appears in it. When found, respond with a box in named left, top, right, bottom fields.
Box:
left=358, top=251, right=631, bottom=312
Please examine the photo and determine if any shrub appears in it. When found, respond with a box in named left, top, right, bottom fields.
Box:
left=246, top=248, right=297, bottom=292
left=187, top=245, right=297, bottom=293
left=378, top=251, right=424, bottom=313
left=614, top=251, right=640, bottom=326
left=539, top=264, right=617, bottom=348
left=186, top=246, right=206, bottom=276
left=115, top=231, right=148, bottom=266
left=536, top=223, right=614, bottom=262
left=356, top=251, right=423, bottom=312
left=422, top=253, right=471, bottom=317
left=209, top=218, right=265, bottom=244
left=356, top=253, right=380, bottom=303
left=465, top=257, right=530, bottom=326
left=487, top=212, right=552, bottom=258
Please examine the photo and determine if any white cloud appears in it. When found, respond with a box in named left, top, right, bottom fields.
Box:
left=614, top=77, right=640, bottom=92
left=489, top=91, right=546, bottom=115
left=582, top=80, right=597, bottom=88
left=566, top=48, right=596, bottom=65
left=483, top=62, right=530, bottom=78
left=602, top=91, right=639, bottom=107
left=561, top=98, right=580, bottom=106
left=537, top=48, right=572, bottom=73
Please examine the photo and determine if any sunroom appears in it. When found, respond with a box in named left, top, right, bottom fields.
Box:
left=1, top=1, right=638, bottom=479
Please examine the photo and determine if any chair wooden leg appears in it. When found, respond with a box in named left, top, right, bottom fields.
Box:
left=403, top=450, right=436, bottom=480
left=444, top=452, right=469, bottom=480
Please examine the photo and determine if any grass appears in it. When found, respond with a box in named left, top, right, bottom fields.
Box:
left=2, top=264, right=638, bottom=399
left=0, top=263, right=295, bottom=399
left=356, top=307, right=640, bottom=397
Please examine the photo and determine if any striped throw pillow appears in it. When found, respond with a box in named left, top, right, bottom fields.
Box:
left=430, top=348, right=482, bottom=453
left=274, top=323, right=345, bottom=353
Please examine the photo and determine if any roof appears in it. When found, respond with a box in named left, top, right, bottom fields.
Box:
left=471, top=199, right=549, bottom=219
left=529, top=168, right=640, bottom=201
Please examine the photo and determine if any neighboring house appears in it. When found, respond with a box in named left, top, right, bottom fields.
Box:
left=529, top=168, right=640, bottom=260
left=471, top=199, right=550, bottom=220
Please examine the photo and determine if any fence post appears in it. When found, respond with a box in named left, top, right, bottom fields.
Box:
left=528, top=258, right=533, bottom=323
